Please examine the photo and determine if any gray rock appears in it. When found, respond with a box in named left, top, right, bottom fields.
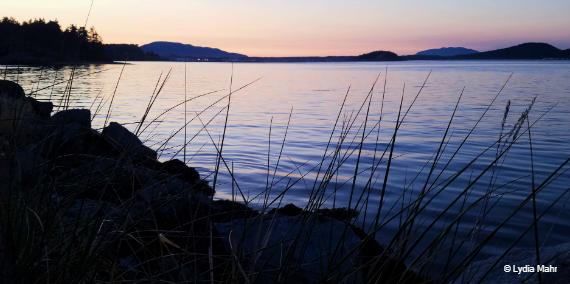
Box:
left=0, top=91, right=37, bottom=138
left=26, top=97, right=53, bottom=118
left=51, top=109, right=91, bottom=129
left=216, top=214, right=362, bottom=283
left=102, top=122, right=157, bottom=160
left=0, top=80, right=52, bottom=117
left=160, top=159, right=200, bottom=183
left=455, top=242, right=570, bottom=284
left=45, top=109, right=95, bottom=156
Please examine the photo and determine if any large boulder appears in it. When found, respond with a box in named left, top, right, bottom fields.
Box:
left=216, top=214, right=363, bottom=283
left=102, top=122, right=157, bottom=160
left=160, top=158, right=200, bottom=183
left=0, top=80, right=25, bottom=99
left=26, top=97, right=53, bottom=118
left=44, top=109, right=99, bottom=156
left=0, top=83, right=40, bottom=144
left=51, top=108, right=91, bottom=128
left=0, top=80, right=52, bottom=117
left=0, top=95, right=36, bottom=136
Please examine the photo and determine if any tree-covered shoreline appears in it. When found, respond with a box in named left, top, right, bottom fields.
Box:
left=0, top=17, right=162, bottom=64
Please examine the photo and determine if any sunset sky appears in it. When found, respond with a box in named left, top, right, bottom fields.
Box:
left=2, top=0, right=569, bottom=57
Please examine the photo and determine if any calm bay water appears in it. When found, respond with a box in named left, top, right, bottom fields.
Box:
left=3, top=60, right=570, bottom=266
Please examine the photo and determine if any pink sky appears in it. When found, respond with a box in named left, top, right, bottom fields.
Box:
left=2, top=0, right=569, bottom=56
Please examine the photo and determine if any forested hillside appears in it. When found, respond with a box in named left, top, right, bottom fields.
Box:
left=0, top=17, right=164, bottom=64
left=0, top=17, right=107, bottom=63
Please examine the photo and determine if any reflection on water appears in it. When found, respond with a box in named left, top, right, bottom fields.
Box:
left=3, top=60, right=570, bottom=266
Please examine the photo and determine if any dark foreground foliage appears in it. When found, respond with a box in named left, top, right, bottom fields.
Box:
left=0, top=79, right=427, bottom=283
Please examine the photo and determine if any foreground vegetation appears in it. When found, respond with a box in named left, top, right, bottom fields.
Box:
left=0, top=65, right=569, bottom=283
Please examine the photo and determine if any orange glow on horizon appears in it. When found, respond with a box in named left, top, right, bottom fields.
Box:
left=2, top=0, right=569, bottom=57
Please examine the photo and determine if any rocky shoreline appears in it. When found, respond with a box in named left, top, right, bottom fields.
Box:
left=0, top=79, right=427, bottom=283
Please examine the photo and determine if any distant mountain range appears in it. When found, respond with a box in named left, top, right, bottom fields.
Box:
left=123, top=41, right=570, bottom=62
left=400, top=43, right=570, bottom=61
left=245, top=42, right=570, bottom=62
left=452, top=43, right=570, bottom=59
left=416, top=47, right=478, bottom=57
left=140, top=42, right=247, bottom=59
